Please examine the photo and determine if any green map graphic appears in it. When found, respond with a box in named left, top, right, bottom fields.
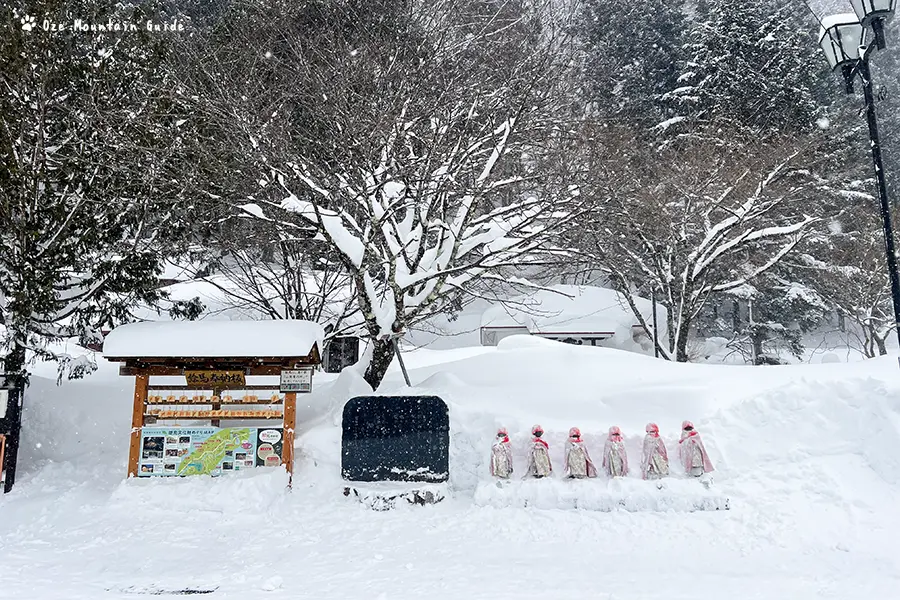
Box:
left=177, top=428, right=251, bottom=476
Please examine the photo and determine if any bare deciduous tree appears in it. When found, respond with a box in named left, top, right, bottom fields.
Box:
left=174, top=0, right=578, bottom=388
left=567, top=132, right=820, bottom=361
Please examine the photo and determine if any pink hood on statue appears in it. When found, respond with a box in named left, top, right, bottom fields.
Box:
left=495, top=427, right=510, bottom=444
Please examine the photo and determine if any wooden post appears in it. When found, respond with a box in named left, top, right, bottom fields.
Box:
left=282, top=391, right=297, bottom=486
left=127, top=372, right=149, bottom=478
left=211, top=386, right=221, bottom=428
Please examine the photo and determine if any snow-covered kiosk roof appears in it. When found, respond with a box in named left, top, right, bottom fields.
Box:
left=103, top=320, right=324, bottom=372
left=480, top=285, right=666, bottom=343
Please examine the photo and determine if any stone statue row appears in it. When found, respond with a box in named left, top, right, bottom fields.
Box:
left=489, top=421, right=715, bottom=481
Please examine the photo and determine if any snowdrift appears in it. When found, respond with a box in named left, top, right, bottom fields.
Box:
left=474, top=478, right=729, bottom=512
left=3, top=335, right=900, bottom=599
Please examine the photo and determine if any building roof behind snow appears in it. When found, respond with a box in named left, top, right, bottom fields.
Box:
left=480, top=285, right=663, bottom=335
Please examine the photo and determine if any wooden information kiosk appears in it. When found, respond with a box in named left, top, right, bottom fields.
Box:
left=103, top=320, right=322, bottom=484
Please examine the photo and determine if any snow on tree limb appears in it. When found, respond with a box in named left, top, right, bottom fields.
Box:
left=568, top=135, right=821, bottom=362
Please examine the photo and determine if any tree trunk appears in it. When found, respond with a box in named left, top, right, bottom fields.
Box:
left=875, top=332, right=888, bottom=356
left=1, top=341, right=27, bottom=493
left=3, top=342, right=27, bottom=388
left=675, top=314, right=692, bottom=362
left=751, top=333, right=765, bottom=365
left=363, top=337, right=396, bottom=390
left=666, top=304, right=677, bottom=360
left=861, top=322, right=876, bottom=358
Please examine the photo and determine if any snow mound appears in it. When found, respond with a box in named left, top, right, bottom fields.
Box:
left=474, top=478, right=729, bottom=512
left=343, top=481, right=448, bottom=511
left=712, top=378, right=900, bottom=508
left=375, top=342, right=900, bottom=519
left=5, top=341, right=900, bottom=598
left=318, top=366, right=372, bottom=427
left=109, top=467, right=291, bottom=514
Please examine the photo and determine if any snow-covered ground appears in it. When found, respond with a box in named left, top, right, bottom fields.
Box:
left=2, top=336, right=900, bottom=599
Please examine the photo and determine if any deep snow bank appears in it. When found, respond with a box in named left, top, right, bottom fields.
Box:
left=287, top=336, right=900, bottom=516
left=3, top=336, right=900, bottom=599
left=14, top=335, right=900, bottom=509
left=474, top=477, right=729, bottom=511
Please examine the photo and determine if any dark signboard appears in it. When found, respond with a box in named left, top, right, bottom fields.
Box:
left=341, top=396, right=449, bottom=483
left=325, top=337, right=360, bottom=373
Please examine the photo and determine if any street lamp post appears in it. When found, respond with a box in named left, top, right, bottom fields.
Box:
left=818, top=3, right=900, bottom=358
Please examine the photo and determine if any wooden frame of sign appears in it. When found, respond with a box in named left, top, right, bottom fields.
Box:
left=105, top=348, right=320, bottom=486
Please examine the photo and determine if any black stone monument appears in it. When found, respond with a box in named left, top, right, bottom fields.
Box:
left=341, top=395, right=449, bottom=483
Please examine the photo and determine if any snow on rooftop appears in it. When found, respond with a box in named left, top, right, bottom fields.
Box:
left=820, top=12, right=861, bottom=30
left=102, top=320, right=324, bottom=358
left=819, top=13, right=862, bottom=40
left=480, top=284, right=666, bottom=335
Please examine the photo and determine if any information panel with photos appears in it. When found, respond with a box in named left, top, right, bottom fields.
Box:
left=138, top=427, right=284, bottom=477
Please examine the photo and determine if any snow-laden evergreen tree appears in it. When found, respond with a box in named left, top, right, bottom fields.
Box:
left=673, top=0, right=828, bottom=136
left=864, top=18, right=900, bottom=236
left=577, top=0, right=687, bottom=130
left=795, top=203, right=899, bottom=358
left=0, top=1, right=187, bottom=380
left=709, top=273, right=827, bottom=364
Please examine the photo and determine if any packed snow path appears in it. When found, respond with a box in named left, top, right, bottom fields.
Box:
left=2, top=337, right=899, bottom=599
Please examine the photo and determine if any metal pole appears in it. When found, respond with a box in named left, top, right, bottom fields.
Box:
left=651, top=290, right=659, bottom=358
left=391, top=337, right=412, bottom=387
left=749, top=299, right=757, bottom=365
left=858, top=58, right=900, bottom=358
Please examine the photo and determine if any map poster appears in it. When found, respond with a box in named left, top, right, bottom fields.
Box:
left=138, top=427, right=284, bottom=477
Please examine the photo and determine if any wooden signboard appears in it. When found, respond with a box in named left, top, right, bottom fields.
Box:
left=185, top=370, right=246, bottom=387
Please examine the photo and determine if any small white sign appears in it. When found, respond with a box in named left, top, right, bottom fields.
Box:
left=280, top=369, right=312, bottom=393
left=259, top=429, right=282, bottom=444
